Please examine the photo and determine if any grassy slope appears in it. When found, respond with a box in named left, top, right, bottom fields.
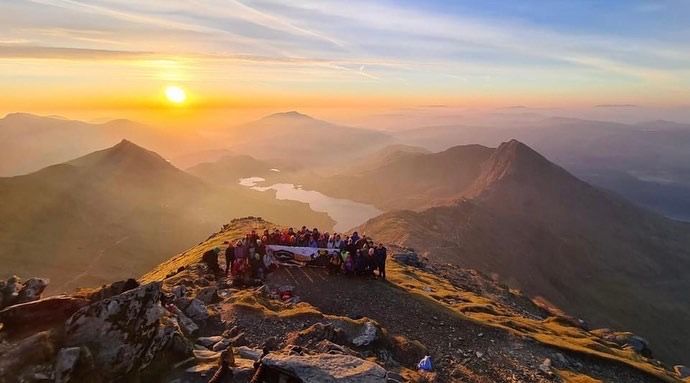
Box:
left=141, top=217, right=683, bottom=383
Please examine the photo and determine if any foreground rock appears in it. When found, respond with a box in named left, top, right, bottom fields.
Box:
left=0, top=276, right=49, bottom=309
left=261, top=353, right=389, bottom=382
left=64, top=282, right=192, bottom=380
left=0, top=295, right=89, bottom=333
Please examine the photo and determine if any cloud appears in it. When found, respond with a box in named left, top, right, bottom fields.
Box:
left=594, top=104, right=638, bottom=108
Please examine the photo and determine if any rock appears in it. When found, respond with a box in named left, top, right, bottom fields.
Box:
left=184, top=299, right=209, bottom=322
left=0, top=295, right=89, bottom=333
left=165, top=304, right=199, bottom=337
left=538, top=358, right=553, bottom=376
left=212, top=338, right=232, bottom=351
left=261, top=353, right=388, bottom=382
left=0, top=275, right=22, bottom=308
left=197, top=336, right=224, bottom=348
left=0, top=331, right=55, bottom=381
left=387, top=371, right=404, bottom=383
left=625, top=335, right=653, bottom=357
left=552, top=352, right=569, bottom=368
left=352, top=321, right=378, bottom=347
left=193, top=349, right=221, bottom=362
left=237, top=346, right=263, bottom=361
left=16, top=277, right=49, bottom=304
left=196, top=278, right=211, bottom=287
left=64, top=282, right=192, bottom=380
left=224, top=325, right=240, bottom=338
left=229, top=332, right=247, bottom=347
left=475, top=351, right=484, bottom=358
left=54, top=347, right=95, bottom=383
left=674, top=365, right=690, bottom=378
left=171, top=285, right=186, bottom=298
left=79, top=279, right=140, bottom=303
left=196, top=286, right=219, bottom=304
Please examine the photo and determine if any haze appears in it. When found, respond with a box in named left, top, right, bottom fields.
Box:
left=2, top=2, right=690, bottom=382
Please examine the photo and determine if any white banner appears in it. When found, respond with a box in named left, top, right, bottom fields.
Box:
left=266, top=245, right=339, bottom=266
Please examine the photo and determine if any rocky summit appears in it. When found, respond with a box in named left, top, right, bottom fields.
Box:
left=0, top=217, right=688, bottom=383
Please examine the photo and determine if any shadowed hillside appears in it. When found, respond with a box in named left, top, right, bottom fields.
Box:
left=303, top=144, right=494, bottom=210
left=0, top=141, right=332, bottom=293
left=359, top=140, right=690, bottom=365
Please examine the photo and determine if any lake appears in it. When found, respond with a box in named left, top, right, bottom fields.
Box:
left=238, top=177, right=382, bottom=231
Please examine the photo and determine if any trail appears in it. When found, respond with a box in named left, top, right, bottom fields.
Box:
left=56, top=236, right=129, bottom=292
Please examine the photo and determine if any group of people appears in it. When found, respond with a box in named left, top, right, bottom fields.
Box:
left=203, top=226, right=387, bottom=285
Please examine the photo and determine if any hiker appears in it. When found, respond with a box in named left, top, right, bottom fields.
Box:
left=328, top=250, right=342, bottom=274
left=232, top=240, right=248, bottom=281
left=308, top=235, right=319, bottom=248
left=224, top=242, right=235, bottom=276
left=202, top=248, right=222, bottom=274
left=375, top=243, right=387, bottom=280
left=351, top=231, right=360, bottom=244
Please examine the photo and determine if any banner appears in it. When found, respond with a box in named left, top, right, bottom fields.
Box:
left=266, top=245, right=339, bottom=267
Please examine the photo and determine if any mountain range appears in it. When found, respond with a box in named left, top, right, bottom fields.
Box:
left=0, top=140, right=332, bottom=293
left=357, top=140, right=690, bottom=364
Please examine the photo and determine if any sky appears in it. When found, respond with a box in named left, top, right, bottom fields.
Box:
left=1, top=0, right=689, bottom=125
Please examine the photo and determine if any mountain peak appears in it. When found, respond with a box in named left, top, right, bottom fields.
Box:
left=263, top=111, right=314, bottom=120
left=69, top=139, right=176, bottom=174
left=464, top=139, right=569, bottom=198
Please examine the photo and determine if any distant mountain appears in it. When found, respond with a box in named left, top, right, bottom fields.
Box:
left=0, top=113, right=187, bottom=176
left=0, top=140, right=332, bottom=293
left=220, top=111, right=394, bottom=166
left=303, top=144, right=493, bottom=210
left=170, top=148, right=235, bottom=170
left=359, top=140, right=690, bottom=365
left=394, top=117, right=690, bottom=219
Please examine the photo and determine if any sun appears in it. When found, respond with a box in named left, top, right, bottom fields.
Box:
left=165, top=85, right=186, bottom=104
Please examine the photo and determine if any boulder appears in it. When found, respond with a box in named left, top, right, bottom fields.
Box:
left=165, top=303, right=199, bottom=337
left=54, top=346, right=96, bottom=383
left=81, top=279, right=140, bottom=303
left=237, top=346, right=263, bottom=361
left=0, top=331, right=56, bottom=381
left=212, top=338, right=232, bottom=352
left=64, top=282, right=192, bottom=380
left=352, top=321, right=378, bottom=347
left=16, top=277, right=49, bottom=304
left=171, top=285, right=186, bottom=298
left=196, top=286, right=220, bottom=304
left=261, top=353, right=388, bottom=382
left=0, top=295, right=89, bottom=333
left=184, top=299, right=209, bottom=322
left=197, top=336, right=224, bottom=348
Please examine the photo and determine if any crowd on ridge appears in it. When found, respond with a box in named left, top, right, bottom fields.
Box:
left=203, top=226, right=387, bottom=285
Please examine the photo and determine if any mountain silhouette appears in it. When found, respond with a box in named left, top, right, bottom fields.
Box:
left=0, top=141, right=332, bottom=293
left=359, top=139, right=690, bottom=364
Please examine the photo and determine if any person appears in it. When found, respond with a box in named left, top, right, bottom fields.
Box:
left=327, top=250, right=342, bottom=274
left=351, top=231, right=360, bottom=244
left=308, top=235, right=318, bottom=248
left=375, top=243, right=387, bottom=280
left=224, top=242, right=235, bottom=276
left=232, top=240, right=248, bottom=280
left=355, top=234, right=368, bottom=250
left=202, top=247, right=222, bottom=274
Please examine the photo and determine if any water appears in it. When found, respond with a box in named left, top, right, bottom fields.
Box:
left=238, top=177, right=382, bottom=231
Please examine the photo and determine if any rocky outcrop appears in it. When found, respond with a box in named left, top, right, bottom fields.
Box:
left=63, top=282, right=192, bottom=380
left=0, top=331, right=56, bottom=381
left=0, top=295, right=89, bottom=333
left=0, top=276, right=49, bottom=309
left=261, top=353, right=389, bottom=382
